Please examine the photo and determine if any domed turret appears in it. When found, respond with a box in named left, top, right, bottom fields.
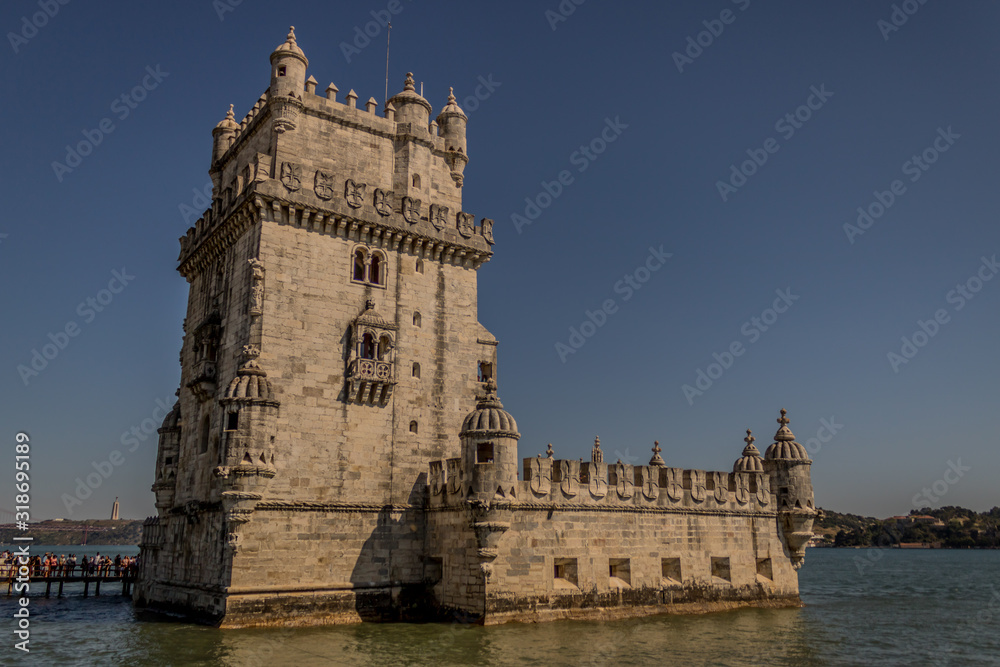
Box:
left=734, top=429, right=764, bottom=473
left=460, top=381, right=520, bottom=501
left=270, top=26, right=308, bottom=98
left=388, top=72, right=432, bottom=128
left=765, top=409, right=809, bottom=461
left=212, top=104, right=238, bottom=165
left=436, top=87, right=469, bottom=186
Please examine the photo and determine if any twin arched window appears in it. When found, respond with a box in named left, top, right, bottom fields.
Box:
left=360, top=333, right=392, bottom=361
left=352, top=248, right=386, bottom=287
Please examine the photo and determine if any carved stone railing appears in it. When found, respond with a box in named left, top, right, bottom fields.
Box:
left=346, top=359, right=395, bottom=405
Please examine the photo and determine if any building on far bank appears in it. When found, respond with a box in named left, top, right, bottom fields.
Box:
left=134, top=27, right=817, bottom=628
left=111, top=497, right=119, bottom=521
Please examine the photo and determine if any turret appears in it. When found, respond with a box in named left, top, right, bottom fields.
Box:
left=211, top=104, right=238, bottom=165
left=764, top=409, right=816, bottom=568
left=436, top=88, right=469, bottom=186
left=269, top=26, right=308, bottom=98
left=459, top=380, right=520, bottom=501
left=388, top=72, right=432, bottom=128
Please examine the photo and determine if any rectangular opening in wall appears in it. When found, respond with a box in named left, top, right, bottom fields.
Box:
left=226, top=412, right=239, bottom=431
left=553, top=558, right=578, bottom=588
left=756, top=557, right=773, bottom=582
left=609, top=558, right=631, bottom=588
left=476, top=442, right=494, bottom=464
left=424, top=556, right=443, bottom=585
left=711, top=557, right=731, bottom=583
left=551, top=463, right=562, bottom=483
left=608, top=467, right=618, bottom=487
left=579, top=463, right=590, bottom=485
left=661, top=557, right=682, bottom=585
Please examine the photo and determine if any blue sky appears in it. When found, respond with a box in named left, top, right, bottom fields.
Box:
left=2, top=0, right=998, bottom=520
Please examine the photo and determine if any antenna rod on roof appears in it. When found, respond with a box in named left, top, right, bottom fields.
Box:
left=384, top=22, right=392, bottom=110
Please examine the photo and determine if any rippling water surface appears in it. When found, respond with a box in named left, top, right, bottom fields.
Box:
left=4, top=548, right=999, bottom=666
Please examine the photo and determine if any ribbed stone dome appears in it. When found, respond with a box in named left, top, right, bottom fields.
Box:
left=460, top=382, right=519, bottom=438
left=160, top=402, right=181, bottom=430
left=436, top=88, right=467, bottom=123
left=388, top=72, right=432, bottom=114
left=215, top=104, right=238, bottom=132
left=734, top=430, right=765, bottom=472
left=272, top=26, right=307, bottom=62
left=764, top=409, right=810, bottom=461
left=224, top=359, right=274, bottom=401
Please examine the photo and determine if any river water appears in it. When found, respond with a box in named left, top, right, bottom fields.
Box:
left=2, top=547, right=998, bottom=666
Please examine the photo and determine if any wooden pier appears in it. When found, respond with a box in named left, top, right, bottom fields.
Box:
left=6, top=570, right=136, bottom=598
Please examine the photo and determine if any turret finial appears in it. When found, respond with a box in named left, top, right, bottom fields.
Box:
left=778, top=408, right=789, bottom=427
left=546, top=443, right=554, bottom=458
left=774, top=408, right=797, bottom=442
left=745, top=429, right=755, bottom=446
left=226, top=104, right=235, bottom=120
left=649, top=440, right=665, bottom=467
left=591, top=436, right=603, bottom=464
left=448, top=87, right=456, bottom=102
left=287, top=26, right=297, bottom=44
left=404, top=72, right=415, bottom=92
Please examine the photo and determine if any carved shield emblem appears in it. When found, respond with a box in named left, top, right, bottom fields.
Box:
left=280, top=162, right=301, bottom=191
left=589, top=462, right=608, bottom=498
left=446, top=458, right=462, bottom=495
left=641, top=466, right=659, bottom=500
left=481, top=218, right=495, bottom=244
left=430, top=204, right=448, bottom=231
left=559, top=459, right=578, bottom=497
left=402, top=197, right=421, bottom=224
left=314, top=171, right=335, bottom=200
left=529, top=457, right=551, bottom=496
left=374, top=188, right=393, bottom=216
left=345, top=179, right=366, bottom=208
left=615, top=463, right=634, bottom=499
left=755, top=473, right=770, bottom=506
left=665, top=468, right=683, bottom=502
left=429, top=461, right=444, bottom=496
left=457, top=212, right=474, bottom=238
left=734, top=472, right=750, bottom=505
left=689, top=470, right=706, bottom=503
left=714, top=472, right=729, bottom=504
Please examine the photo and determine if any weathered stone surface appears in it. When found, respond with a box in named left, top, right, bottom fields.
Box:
left=134, top=27, right=816, bottom=628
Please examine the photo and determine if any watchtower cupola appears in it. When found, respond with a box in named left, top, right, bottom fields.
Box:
left=269, top=26, right=308, bottom=98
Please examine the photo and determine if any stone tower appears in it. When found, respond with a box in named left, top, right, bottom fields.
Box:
left=135, top=27, right=498, bottom=625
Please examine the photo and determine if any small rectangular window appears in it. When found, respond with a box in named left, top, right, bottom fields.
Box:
left=476, top=442, right=494, bottom=464
left=278, top=66, right=286, bottom=76
left=425, top=557, right=443, bottom=585
left=609, top=558, right=631, bottom=587
left=662, top=557, right=682, bottom=584
left=711, top=557, right=731, bottom=583
left=554, top=558, right=578, bottom=588
left=226, top=412, right=239, bottom=431
left=164, top=456, right=173, bottom=466
left=756, top=558, right=773, bottom=582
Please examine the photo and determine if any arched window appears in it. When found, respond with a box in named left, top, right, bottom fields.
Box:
left=377, top=335, right=391, bottom=361
left=415, top=259, right=424, bottom=274
left=199, top=415, right=211, bottom=454
left=409, top=420, right=419, bottom=434
left=370, top=254, right=382, bottom=285
left=353, top=250, right=366, bottom=281
left=412, top=362, right=421, bottom=378
left=413, top=311, right=422, bottom=327
left=361, top=333, right=376, bottom=360
left=412, top=174, right=421, bottom=188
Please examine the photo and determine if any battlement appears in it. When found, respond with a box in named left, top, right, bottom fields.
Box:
left=426, top=455, right=775, bottom=515
left=177, top=26, right=487, bottom=279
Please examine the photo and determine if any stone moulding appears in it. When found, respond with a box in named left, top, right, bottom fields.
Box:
left=426, top=502, right=779, bottom=518
left=254, top=501, right=420, bottom=512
